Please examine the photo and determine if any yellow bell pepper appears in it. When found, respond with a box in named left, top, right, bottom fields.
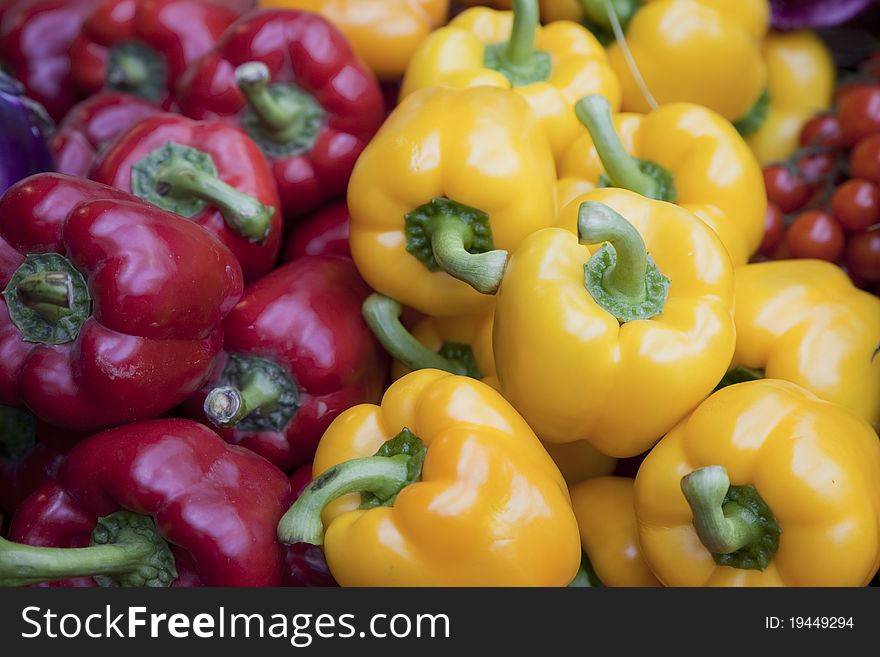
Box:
left=594, top=0, right=767, bottom=123
left=400, top=0, right=621, bottom=160
left=570, top=477, right=661, bottom=586
left=558, top=95, right=766, bottom=265
left=278, top=369, right=582, bottom=586
left=634, top=379, right=880, bottom=586
left=494, top=188, right=736, bottom=458
left=257, top=0, right=450, bottom=81
left=544, top=441, right=617, bottom=486
left=456, top=0, right=581, bottom=22
left=744, top=31, right=835, bottom=165
left=347, top=85, right=557, bottom=318
left=729, top=259, right=880, bottom=427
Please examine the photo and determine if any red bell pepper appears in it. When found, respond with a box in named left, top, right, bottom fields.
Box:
left=3, top=418, right=291, bottom=587
left=52, top=91, right=161, bottom=178
left=283, top=201, right=351, bottom=262
left=69, top=0, right=242, bottom=105
left=282, top=463, right=337, bottom=587
left=0, top=406, right=82, bottom=516
left=184, top=255, right=388, bottom=471
left=176, top=9, right=384, bottom=217
left=0, top=0, right=98, bottom=120
left=91, top=113, right=283, bottom=283
left=0, top=173, right=243, bottom=433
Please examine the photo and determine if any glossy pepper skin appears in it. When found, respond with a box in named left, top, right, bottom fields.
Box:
left=283, top=202, right=351, bottom=262
left=744, top=30, right=835, bottom=165
left=0, top=407, right=81, bottom=516
left=730, top=260, right=880, bottom=427
left=4, top=419, right=292, bottom=587
left=69, top=0, right=241, bottom=104
left=0, top=174, right=243, bottom=433
left=0, top=0, right=98, bottom=121
left=91, top=113, right=282, bottom=283
left=348, top=85, right=557, bottom=317
left=277, top=369, right=581, bottom=586
left=0, top=72, right=54, bottom=195
left=543, top=441, right=616, bottom=487
left=494, top=188, right=736, bottom=458
left=601, top=0, right=768, bottom=123
left=257, top=0, right=450, bottom=81
left=558, top=97, right=766, bottom=265
left=185, top=256, right=388, bottom=472
left=635, top=380, right=880, bottom=586
left=400, top=0, right=621, bottom=160
left=52, top=91, right=161, bottom=178
left=570, top=476, right=660, bottom=587
left=177, top=9, right=385, bottom=218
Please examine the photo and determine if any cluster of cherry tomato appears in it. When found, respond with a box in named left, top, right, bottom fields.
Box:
left=760, top=52, right=880, bottom=289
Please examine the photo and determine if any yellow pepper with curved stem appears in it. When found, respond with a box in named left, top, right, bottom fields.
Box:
left=558, top=95, right=766, bottom=266
left=277, top=369, right=582, bottom=586
left=400, top=0, right=621, bottom=160
left=257, top=0, right=449, bottom=81
left=347, top=85, right=557, bottom=318
left=570, top=477, right=660, bottom=586
left=728, top=260, right=880, bottom=427
left=745, top=31, right=835, bottom=164
left=594, top=0, right=767, bottom=123
left=494, top=188, right=736, bottom=458
left=634, top=380, right=880, bottom=586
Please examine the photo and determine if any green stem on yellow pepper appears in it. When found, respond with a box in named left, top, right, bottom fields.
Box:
left=362, top=294, right=480, bottom=378
left=483, top=0, right=552, bottom=87
left=578, top=0, right=642, bottom=33
left=578, top=201, right=670, bottom=322
left=681, top=465, right=782, bottom=571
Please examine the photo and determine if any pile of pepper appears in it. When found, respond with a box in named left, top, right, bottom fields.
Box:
left=0, top=0, right=878, bottom=589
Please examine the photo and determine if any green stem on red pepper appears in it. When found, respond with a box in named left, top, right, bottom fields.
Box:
left=14, top=271, right=74, bottom=322
left=680, top=465, right=781, bottom=571
left=0, top=511, right=177, bottom=587
left=204, top=368, right=284, bottom=429
left=575, top=95, right=674, bottom=201
left=578, top=201, right=670, bottom=322
left=132, top=142, right=272, bottom=242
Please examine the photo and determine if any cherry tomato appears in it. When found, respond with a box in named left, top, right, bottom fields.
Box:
left=794, top=152, right=837, bottom=188
left=763, top=164, right=809, bottom=212
left=845, top=230, right=880, bottom=281
left=838, top=84, right=880, bottom=145
left=786, top=211, right=846, bottom=261
left=850, top=134, right=880, bottom=183
left=759, top=202, right=785, bottom=257
left=830, top=179, right=880, bottom=232
left=799, top=114, right=845, bottom=148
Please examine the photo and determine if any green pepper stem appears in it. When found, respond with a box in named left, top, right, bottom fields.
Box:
left=277, top=455, right=413, bottom=546
left=154, top=161, right=272, bottom=241
left=107, top=54, right=148, bottom=92
left=0, top=539, right=154, bottom=587
left=579, top=0, right=640, bottom=31
left=574, top=95, right=658, bottom=198
left=204, top=368, right=283, bottom=429
left=235, top=62, right=303, bottom=143
left=680, top=466, right=765, bottom=555
left=362, top=294, right=472, bottom=376
left=578, top=201, right=648, bottom=302
left=505, top=0, right=541, bottom=68
left=431, top=214, right=507, bottom=294
left=15, top=271, right=73, bottom=322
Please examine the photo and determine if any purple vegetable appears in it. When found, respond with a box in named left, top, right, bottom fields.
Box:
left=771, top=0, right=875, bottom=29
left=0, top=71, right=54, bottom=195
